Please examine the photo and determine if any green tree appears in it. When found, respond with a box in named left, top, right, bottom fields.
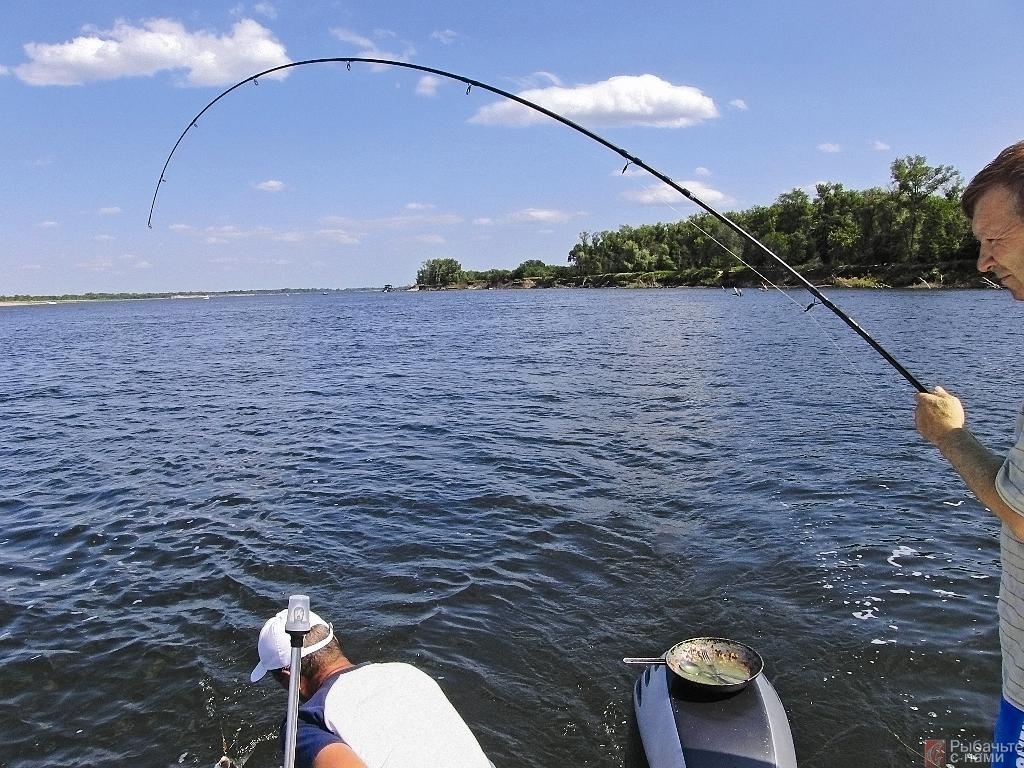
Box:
left=773, top=189, right=813, bottom=266
left=810, top=183, right=863, bottom=266
left=562, top=153, right=975, bottom=284
left=512, top=259, right=551, bottom=279
left=890, top=155, right=962, bottom=260
left=569, top=231, right=602, bottom=274
left=417, top=258, right=464, bottom=287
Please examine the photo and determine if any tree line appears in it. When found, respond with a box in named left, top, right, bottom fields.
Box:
left=416, top=155, right=982, bottom=289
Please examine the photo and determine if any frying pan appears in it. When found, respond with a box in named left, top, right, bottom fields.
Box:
left=623, top=636, right=763, bottom=693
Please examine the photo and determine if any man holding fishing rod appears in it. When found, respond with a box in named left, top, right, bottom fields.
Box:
left=915, top=140, right=1024, bottom=760
left=250, top=608, right=494, bottom=768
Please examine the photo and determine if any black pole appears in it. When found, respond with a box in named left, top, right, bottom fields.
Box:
left=147, top=57, right=927, bottom=392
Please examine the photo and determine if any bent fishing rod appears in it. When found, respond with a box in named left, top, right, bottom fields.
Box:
left=147, top=57, right=926, bottom=393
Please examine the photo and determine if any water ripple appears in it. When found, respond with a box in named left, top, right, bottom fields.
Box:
left=0, top=289, right=1013, bottom=767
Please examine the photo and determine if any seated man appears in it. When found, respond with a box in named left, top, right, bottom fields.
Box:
left=251, top=609, right=494, bottom=768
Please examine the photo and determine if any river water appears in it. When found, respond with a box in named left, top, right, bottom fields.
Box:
left=1, top=287, right=1020, bottom=767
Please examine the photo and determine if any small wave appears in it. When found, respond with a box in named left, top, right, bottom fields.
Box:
left=887, top=545, right=920, bottom=567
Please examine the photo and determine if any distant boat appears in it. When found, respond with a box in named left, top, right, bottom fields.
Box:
left=322, top=291, right=329, bottom=295
left=732, top=286, right=743, bottom=297
left=382, top=284, right=393, bottom=293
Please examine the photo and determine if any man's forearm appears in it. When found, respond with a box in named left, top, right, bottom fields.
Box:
left=935, top=427, right=1024, bottom=537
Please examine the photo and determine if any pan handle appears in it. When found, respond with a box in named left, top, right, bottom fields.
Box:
left=622, top=657, right=667, bottom=665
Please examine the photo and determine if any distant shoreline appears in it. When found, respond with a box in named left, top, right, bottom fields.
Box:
left=0, top=288, right=388, bottom=308
left=0, top=273, right=1000, bottom=307
left=0, top=294, right=226, bottom=308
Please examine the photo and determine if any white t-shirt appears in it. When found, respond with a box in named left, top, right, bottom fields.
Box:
left=291, top=662, right=493, bottom=768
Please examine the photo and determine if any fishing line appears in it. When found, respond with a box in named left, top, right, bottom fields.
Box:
left=623, top=173, right=881, bottom=390
left=147, top=57, right=926, bottom=392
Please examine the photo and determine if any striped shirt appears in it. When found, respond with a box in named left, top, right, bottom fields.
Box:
left=996, top=403, right=1024, bottom=710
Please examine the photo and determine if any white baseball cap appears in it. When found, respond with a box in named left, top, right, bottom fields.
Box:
left=250, top=608, right=335, bottom=683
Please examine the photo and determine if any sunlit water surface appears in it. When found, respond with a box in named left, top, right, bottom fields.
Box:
left=2, top=288, right=1020, bottom=767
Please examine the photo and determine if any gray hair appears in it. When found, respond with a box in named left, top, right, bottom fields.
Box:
left=961, top=140, right=1024, bottom=219
left=299, top=622, right=343, bottom=676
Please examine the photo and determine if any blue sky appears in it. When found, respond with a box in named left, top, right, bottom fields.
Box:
left=2, top=1, right=1022, bottom=294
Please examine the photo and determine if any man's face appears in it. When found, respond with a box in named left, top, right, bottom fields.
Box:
left=270, top=667, right=289, bottom=690
left=974, top=185, right=1024, bottom=300
left=271, top=667, right=314, bottom=701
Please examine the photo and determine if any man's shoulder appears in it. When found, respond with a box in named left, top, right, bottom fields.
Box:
left=335, top=661, right=432, bottom=686
left=998, top=439, right=1024, bottom=518
left=324, top=661, right=446, bottom=705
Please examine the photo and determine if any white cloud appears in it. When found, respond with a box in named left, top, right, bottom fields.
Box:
left=624, top=180, right=729, bottom=207
left=508, top=208, right=574, bottom=224
left=117, top=253, right=152, bottom=269
left=431, top=29, right=457, bottom=45
left=316, top=229, right=361, bottom=244
left=254, top=2, right=277, bottom=19
left=98, top=206, right=122, bottom=215
left=729, top=99, right=748, bottom=110
left=16, top=18, right=290, bottom=87
left=510, top=71, right=564, bottom=89
left=165, top=208, right=464, bottom=248
left=255, top=179, right=285, bottom=192
left=817, top=142, right=842, bottom=153
left=196, top=224, right=273, bottom=243
left=94, top=234, right=115, bottom=241
left=321, top=212, right=462, bottom=230
left=37, top=220, right=59, bottom=228
left=473, top=217, right=495, bottom=226
left=469, top=74, right=718, bottom=128
left=331, top=27, right=415, bottom=68
left=695, top=166, right=711, bottom=177
left=206, top=225, right=244, bottom=239
left=872, top=140, right=891, bottom=151
left=410, top=234, right=446, bottom=244
left=0, top=65, right=9, bottom=77
left=77, top=257, right=113, bottom=271
left=332, top=28, right=375, bottom=49
left=238, top=227, right=365, bottom=245
left=416, top=75, right=440, bottom=97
